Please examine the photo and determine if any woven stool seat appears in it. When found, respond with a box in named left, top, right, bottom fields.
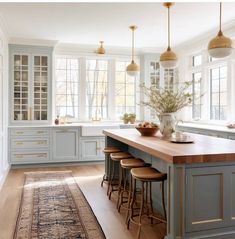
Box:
left=121, top=158, right=146, bottom=169
left=110, top=152, right=133, bottom=161
left=103, top=147, right=121, bottom=154
left=131, top=167, right=167, bottom=181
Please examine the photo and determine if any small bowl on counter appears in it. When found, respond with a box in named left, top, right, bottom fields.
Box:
left=135, top=122, right=159, bottom=136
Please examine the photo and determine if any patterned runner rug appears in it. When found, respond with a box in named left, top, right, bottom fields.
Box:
left=13, top=171, right=106, bottom=239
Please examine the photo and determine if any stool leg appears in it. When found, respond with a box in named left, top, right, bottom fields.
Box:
left=125, top=172, right=132, bottom=224
left=109, top=160, right=116, bottom=199
left=162, top=180, right=167, bottom=221
left=137, top=181, right=145, bottom=239
left=117, top=165, right=123, bottom=209
left=101, top=152, right=109, bottom=187
left=149, top=182, right=154, bottom=224
left=107, top=155, right=112, bottom=196
left=127, top=178, right=136, bottom=229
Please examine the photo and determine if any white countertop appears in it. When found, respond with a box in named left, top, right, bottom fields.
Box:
left=179, top=122, right=235, bottom=134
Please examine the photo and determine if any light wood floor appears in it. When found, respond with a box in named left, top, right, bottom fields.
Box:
left=0, top=164, right=166, bottom=239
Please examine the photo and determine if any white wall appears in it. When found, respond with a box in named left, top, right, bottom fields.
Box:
left=0, top=19, right=9, bottom=189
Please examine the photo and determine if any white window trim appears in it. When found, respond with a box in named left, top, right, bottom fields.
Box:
left=186, top=50, right=234, bottom=125
left=54, top=54, right=140, bottom=121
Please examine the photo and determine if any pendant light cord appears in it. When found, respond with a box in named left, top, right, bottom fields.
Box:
left=132, top=28, right=134, bottom=62
left=168, top=5, right=171, bottom=50
left=219, top=2, right=222, bottom=32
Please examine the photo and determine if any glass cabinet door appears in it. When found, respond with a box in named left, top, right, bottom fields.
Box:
left=33, top=56, right=48, bottom=121
left=13, top=54, right=29, bottom=121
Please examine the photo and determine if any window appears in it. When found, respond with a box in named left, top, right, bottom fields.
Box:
left=55, top=58, right=79, bottom=119
left=164, top=69, right=176, bottom=90
left=150, top=61, right=160, bottom=88
left=192, top=54, right=202, bottom=66
left=210, top=66, right=227, bottom=120
left=86, top=59, right=108, bottom=119
left=115, top=61, right=136, bottom=118
left=192, top=72, right=202, bottom=119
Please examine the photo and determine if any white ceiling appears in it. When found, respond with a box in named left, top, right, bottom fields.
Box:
left=0, top=2, right=235, bottom=48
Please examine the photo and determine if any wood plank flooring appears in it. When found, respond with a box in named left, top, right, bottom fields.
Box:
left=0, top=164, right=166, bottom=239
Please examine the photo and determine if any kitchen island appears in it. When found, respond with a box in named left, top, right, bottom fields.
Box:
left=103, top=129, right=235, bottom=239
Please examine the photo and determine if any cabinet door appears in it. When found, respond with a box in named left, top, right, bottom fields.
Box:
left=81, top=138, right=105, bottom=161
left=81, top=139, right=100, bottom=160
left=33, top=55, right=48, bottom=121
left=52, top=129, right=78, bottom=161
left=13, top=54, right=30, bottom=121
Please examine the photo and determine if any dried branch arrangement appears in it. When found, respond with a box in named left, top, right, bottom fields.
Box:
left=141, top=82, right=193, bottom=114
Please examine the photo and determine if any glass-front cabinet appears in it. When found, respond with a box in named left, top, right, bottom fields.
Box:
left=10, top=45, right=53, bottom=124
left=13, top=54, right=29, bottom=121
left=33, top=55, right=48, bottom=120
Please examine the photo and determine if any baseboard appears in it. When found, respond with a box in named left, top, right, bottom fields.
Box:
left=0, top=165, right=10, bottom=190
left=11, top=161, right=105, bottom=169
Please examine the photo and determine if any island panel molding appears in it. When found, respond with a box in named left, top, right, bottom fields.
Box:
left=103, top=129, right=235, bottom=164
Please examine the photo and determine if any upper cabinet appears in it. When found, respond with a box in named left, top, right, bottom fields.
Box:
left=9, top=44, right=53, bottom=125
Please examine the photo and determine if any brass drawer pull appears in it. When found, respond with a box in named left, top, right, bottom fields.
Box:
left=16, top=131, right=23, bottom=135
left=15, top=155, right=23, bottom=158
left=16, top=142, right=23, bottom=145
left=37, top=154, right=46, bottom=158
left=37, top=141, right=45, bottom=145
left=37, top=131, right=44, bottom=134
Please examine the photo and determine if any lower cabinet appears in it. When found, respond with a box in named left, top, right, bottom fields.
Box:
left=9, top=127, right=50, bottom=164
left=52, top=128, right=79, bottom=162
left=9, top=126, right=106, bottom=164
left=81, top=137, right=105, bottom=161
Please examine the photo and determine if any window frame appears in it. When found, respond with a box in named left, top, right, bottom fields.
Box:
left=187, top=51, right=233, bottom=125
left=115, top=60, right=137, bottom=119
left=54, top=55, right=139, bottom=121
left=209, top=64, right=228, bottom=121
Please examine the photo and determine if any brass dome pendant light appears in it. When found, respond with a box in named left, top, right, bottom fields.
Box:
left=208, top=2, right=233, bottom=58
left=96, top=41, right=105, bottom=54
left=160, top=2, right=178, bottom=69
left=126, top=25, right=140, bottom=76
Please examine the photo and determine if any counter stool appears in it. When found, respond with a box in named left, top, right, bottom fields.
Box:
left=101, top=147, right=121, bottom=190
left=108, top=152, right=133, bottom=200
left=127, top=167, right=167, bottom=239
left=117, top=158, right=148, bottom=219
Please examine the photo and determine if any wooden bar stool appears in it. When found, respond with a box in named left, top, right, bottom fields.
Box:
left=127, top=167, right=167, bottom=239
left=108, top=152, right=133, bottom=200
left=101, top=147, right=121, bottom=191
left=117, top=158, right=147, bottom=217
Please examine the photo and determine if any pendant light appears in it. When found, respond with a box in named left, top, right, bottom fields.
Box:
left=96, top=41, right=105, bottom=54
left=126, top=25, right=140, bottom=76
left=160, top=2, right=178, bottom=69
left=208, top=2, right=233, bottom=58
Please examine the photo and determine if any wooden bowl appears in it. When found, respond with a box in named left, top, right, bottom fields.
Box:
left=135, top=127, right=159, bottom=136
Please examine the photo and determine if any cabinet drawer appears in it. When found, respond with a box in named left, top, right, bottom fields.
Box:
left=11, top=129, right=49, bottom=137
left=11, top=151, right=49, bottom=163
left=11, top=138, right=49, bottom=149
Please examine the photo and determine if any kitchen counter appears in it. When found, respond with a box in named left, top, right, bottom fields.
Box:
left=103, top=129, right=235, bottom=239
left=103, top=129, right=235, bottom=164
